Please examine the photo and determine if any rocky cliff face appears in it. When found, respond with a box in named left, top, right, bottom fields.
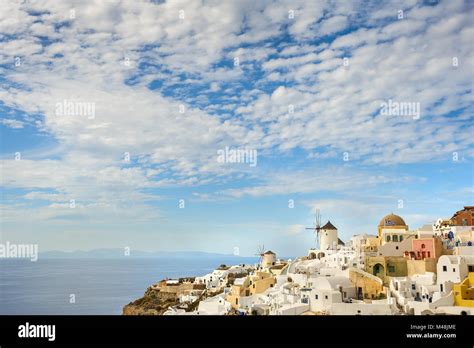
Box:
left=123, top=286, right=179, bottom=315
left=123, top=279, right=206, bottom=315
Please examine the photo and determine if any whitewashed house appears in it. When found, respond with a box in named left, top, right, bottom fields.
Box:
left=323, top=247, right=357, bottom=270
left=196, top=294, right=231, bottom=315
left=331, top=298, right=396, bottom=315
left=390, top=273, right=436, bottom=312
left=435, top=255, right=474, bottom=297
left=308, top=275, right=355, bottom=313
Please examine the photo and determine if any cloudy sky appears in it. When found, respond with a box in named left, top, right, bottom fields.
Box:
left=0, top=0, right=473, bottom=256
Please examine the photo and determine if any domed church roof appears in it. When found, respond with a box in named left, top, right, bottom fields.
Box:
left=378, top=213, right=407, bottom=227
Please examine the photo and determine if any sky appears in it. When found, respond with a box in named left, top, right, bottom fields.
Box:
left=0, top=0, right=473, bottom=257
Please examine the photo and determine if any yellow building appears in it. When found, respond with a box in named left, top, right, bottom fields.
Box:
left=365, top=256, right=408, bottom=284
left=453, top=272, right=474, bottom=307
left=378, top=213, right=411, bottom=246
left=364, top=237, right=379, bottom=255
left=406, top=259, right=437, bottom=276
left=227, top=271, right=275, bottom=309
left=349, top=268, right=386, bottom=300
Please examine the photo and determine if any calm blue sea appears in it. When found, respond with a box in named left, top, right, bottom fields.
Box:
left=0, top=257, right=256, bottom=315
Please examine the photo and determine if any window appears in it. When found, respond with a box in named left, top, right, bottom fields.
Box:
left=396, top=246, right=399, bottom=250
left=453, top=268, right=456, bottom=272
left=421, top=244, right=425, bottom=249
left=388, top=266, right=396, bottom=273
left=442, top=266, right=447, bottom=272
left=393, top=235, right=398, bottom=242
left=236, top=298, right=238, bottom=305
left=386, top=235, right=391, bottom=242
left=315, top=294, right=318, bottom=300
left=411, top=284, right=416, bottom=290
left=427, top=252, right=431, bottom=258
left=440, top=284, right=444, bottom=292
left=325, top=295, right=328, bottom=300
left=400, top=236, right=403, bottom=242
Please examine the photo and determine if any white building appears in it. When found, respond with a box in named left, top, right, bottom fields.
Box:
left=194, top=265, right=248, bottom=290
left=350, top=234, right=377, bottom=260
left=390, top=273, right=437, bottom=313
left=265, top=281, right=310, bottom=315
left=308, top=275, right=355, bottom=313
left=324, top=247, right=357, bottom=270
left=435, top=255, right=474, bottom=296
left=331, top=299, right=396, bottom=315
left=196, top=294, right=231, bottom=315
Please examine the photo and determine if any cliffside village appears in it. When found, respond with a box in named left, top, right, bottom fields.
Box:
left=124, top=206, right=474, bottom=316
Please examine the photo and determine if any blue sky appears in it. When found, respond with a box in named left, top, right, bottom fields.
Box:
left=0, top=0, right=473, bottom=256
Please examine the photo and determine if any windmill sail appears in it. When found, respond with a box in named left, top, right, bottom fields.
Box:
left=306, top=209, right=322, bottom=249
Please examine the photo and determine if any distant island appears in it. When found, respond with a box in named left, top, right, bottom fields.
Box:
left=40, top=249, right=252, bottom=259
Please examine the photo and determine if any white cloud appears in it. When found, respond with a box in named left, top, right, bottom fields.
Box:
left=0, top=0, right=472, bottom=250
left=1, top=119, right=24, bottom=128
left=285, top=224, right=305, bottom=236
left=317, top=15, right=348, bottom=36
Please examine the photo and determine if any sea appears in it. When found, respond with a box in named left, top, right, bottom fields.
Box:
left=0, top=257, right=257, bottom=315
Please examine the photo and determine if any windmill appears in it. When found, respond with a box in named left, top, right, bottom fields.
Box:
left=306, top=209, right=322, bottom=249
left=255, top=244, right=265, bottom=267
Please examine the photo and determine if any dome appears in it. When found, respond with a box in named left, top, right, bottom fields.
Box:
left=378, top=213, right=407, bottom=227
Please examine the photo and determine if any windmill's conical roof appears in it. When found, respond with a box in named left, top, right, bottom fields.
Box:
left=322, top=221, right=337, bottom=230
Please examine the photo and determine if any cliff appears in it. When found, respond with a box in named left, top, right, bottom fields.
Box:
left=123, top=278, right=206, bottom=315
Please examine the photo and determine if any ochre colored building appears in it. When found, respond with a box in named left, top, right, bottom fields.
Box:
left=365, top=256, right=408, bottom=284
left=406, top=259, right=437, bottom=276
left=453, top=272, right=474, bottom=307
left=364, top=237, right=379, bottom=255
left=349, top=268, right=386, bottom=300
left=227, top=271, right=275, bottom=309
